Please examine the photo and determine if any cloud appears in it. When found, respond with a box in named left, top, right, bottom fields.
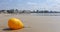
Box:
left=27, top=2, right=38, bottom=5
left=0, top=0, right=60, bottom=11
left=26, top=0, right=60, bottom=11
left=46, top=0, right=60, bottom=11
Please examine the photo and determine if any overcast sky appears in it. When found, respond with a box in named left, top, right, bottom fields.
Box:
left=0, top=0, right=60, bottom=11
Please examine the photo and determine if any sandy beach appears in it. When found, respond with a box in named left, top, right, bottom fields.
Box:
left=0, top=14, right=60, bottom=32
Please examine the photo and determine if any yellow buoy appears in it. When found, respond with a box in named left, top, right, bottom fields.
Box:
left=8, top=18, right=24, bottom=30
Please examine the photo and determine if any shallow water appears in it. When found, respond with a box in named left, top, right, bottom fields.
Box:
left=30, top=13, right=60, bottom=16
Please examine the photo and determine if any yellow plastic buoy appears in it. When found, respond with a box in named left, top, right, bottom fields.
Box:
left=8, top=18, right=24, bottom=30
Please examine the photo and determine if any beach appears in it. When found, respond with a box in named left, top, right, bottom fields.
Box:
left=0, top=14, right=60, bottom=32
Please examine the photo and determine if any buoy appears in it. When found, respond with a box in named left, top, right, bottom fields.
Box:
left=8, top=18, right=24, bottom=30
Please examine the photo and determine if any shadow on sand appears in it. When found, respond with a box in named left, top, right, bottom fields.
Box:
left=3, top=27, right=31, bottom=31
left=3, top=28, right=15, bottom=31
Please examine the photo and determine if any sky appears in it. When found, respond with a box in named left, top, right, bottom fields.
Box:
left=0, top=0, right=60, bottom=11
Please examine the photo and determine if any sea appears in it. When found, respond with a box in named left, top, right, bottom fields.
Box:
left=30, top=13, right=60, bottom=16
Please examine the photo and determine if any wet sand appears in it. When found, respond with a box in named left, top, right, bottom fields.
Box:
left=0, top=14, right=60, bottom=32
